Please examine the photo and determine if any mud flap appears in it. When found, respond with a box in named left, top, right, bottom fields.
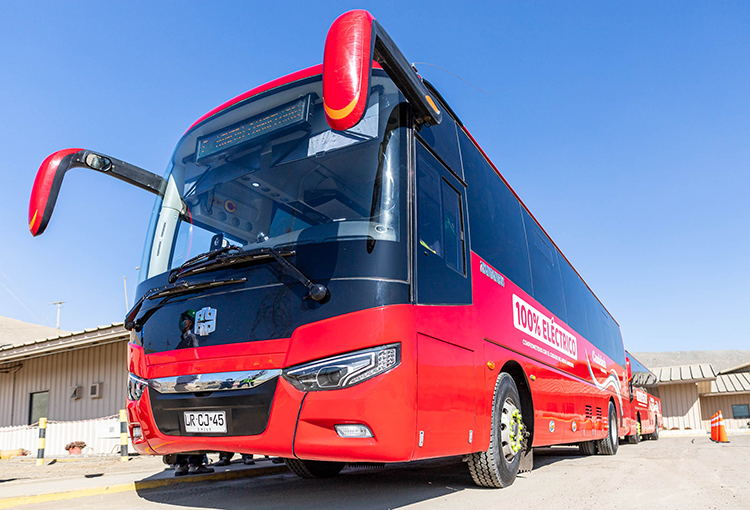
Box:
left=518, top=448, right=533, bottom=473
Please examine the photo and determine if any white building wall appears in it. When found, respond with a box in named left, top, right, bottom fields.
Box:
left=660, top=382, right=702, bottom=430
left=0, top=340, right=128, bottom=427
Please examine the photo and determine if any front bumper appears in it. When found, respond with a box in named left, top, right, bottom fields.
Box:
left=128, top=305, right=418, bottom=462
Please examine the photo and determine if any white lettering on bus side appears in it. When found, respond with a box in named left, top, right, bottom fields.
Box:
left=513, top=294, right=577, bottom=360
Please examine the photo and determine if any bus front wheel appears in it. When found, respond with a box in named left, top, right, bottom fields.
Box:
left=284, top=458, right=345, bottom=479
left=468, top=373, right=524, bottom=488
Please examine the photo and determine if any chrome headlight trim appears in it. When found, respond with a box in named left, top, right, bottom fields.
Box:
left=127, top=373, right=148, bottom=401
left=282, top=343, right=401, bottom=392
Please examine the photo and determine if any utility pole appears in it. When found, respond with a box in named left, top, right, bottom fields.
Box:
left=51, top=301, right=64, bottom=331
left=123, top=276, right=129, bottom=312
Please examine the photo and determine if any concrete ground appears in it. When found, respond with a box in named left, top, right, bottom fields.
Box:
left=1, top=435, right=748, bottom=510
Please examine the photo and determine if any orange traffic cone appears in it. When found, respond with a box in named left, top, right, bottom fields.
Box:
left=716, top=411, right=729, bottom=443
left=710, top=412, right=717, bottom=441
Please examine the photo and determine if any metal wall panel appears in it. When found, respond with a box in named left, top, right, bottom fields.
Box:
left=660, top=383, right=702, bottom=430
left=700, top=394, right=750, bottom=430
left=0, top=340, right=127, bottom=427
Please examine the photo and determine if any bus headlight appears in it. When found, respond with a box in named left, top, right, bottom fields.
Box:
left=127, top=373, right=148, bottom=401
left=282, top=343, right=400, bottom=392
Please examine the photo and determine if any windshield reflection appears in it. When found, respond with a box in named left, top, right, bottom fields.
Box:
left=141, top=74, right=405, bottom=282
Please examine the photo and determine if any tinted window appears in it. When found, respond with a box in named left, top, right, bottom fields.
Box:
left=522, top=209, right=567, bottom=322
left=29, top=391, right=49, bottom=425
left=732, top=404, right=750, bottom=420
left=459, top=130, right=532, bottom=294
left=417, top=161, right=444, bottom=258
left=415, top=143, right=471, bottom=304
left=584, top=293, right=625, bottom=366
left=441, top=180, right=464, bottom=273
left=560, top=259, right=589, bottom=339
left=419, top=111, right=463, bottom=179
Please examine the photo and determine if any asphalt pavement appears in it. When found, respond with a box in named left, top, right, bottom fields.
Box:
left=1, top=435, right=749, bottom=510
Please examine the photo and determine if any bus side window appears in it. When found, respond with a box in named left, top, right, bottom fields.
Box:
left=458, top=130, right=532, bottom=295
left=415, top=143, right=471, bottom=305
left=417, top=161, right=444, bottom=258
left=418, top=105, right=463, bottom=181
left=522, top=208, right=567, bottom=323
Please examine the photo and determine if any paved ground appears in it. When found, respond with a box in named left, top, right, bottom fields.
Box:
left=1, top=435, right=748, bottom=510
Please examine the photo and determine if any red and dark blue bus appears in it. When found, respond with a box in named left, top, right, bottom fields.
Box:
left=29, top=10, right=631, bottom=487
left=624, top=351, right=662, bottom=443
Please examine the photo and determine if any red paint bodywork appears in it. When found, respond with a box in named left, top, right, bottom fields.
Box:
left=129, top=252, right=629, bottom=460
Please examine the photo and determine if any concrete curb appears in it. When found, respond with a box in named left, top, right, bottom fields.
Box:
left=0, top=464, right=289, bottom=509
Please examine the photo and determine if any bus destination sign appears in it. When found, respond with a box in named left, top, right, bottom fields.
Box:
left=196, top=95, right=312, bottom=162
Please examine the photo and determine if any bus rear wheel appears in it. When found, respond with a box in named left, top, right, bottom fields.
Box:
left=284, top=458, right=345, bottom=479
left=597, top=402, right=619, bottom=455
left=578, top=440, right=597, bottom=455
left=648, top=421, right=660, bottom=441
left=468, top=373, right=525, bottom=488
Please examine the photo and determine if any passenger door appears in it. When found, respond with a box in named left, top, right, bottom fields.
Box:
left=414, top=142, right=471, bottom=305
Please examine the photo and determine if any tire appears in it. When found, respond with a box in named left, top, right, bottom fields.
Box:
left=578, top=440, right=597, bottom=455
left=162, top=454, right=177, bottom=465
left=597, top=401, right=619, bottom=455
left=284, top=458, right=345, bottom=479
left=626, top=421, right=641, bottom=444
left=649, top=419, right=660, bottom=441
left=468, top=373, right=525, bottom=488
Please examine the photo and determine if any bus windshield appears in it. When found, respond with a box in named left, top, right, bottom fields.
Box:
left=140, top=72, right=406, bottom=282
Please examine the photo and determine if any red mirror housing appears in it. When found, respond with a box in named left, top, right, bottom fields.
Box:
left=29, top=148, right=83, bottom=236
left=626, top=357, right=633, bottom=382
left=28, top=148, right=166, bottom=237
left=323, top=9, right=442, bottom=131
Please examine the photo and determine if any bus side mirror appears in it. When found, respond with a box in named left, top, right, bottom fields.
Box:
left=322, top=10, right=442, bottom=131
left=626, top=357, right=633, bottom=382
left=29, top=148, right=166, bottom=236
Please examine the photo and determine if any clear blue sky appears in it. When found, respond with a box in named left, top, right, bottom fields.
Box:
left=1, top=1, right=748, bottom=352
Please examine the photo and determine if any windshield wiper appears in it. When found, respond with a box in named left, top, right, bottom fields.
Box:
left=168, top=244, right=242, bottom=283
left=124, top=277, right=247, bottom=331
left=169, top=246, right=330, bottom=303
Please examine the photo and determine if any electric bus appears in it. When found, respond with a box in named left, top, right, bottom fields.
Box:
left=29, top=10, right=631, bottom=487
left=624, top=351, right=662, bottom=443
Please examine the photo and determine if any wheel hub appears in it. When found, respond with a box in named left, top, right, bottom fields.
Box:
left=500, top=398, right=524, bottom=460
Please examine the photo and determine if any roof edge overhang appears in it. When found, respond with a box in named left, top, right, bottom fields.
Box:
left=658, top=377, right=716, bottom=386
left=701, top=390, right=750, bottom=397
left=0, top=325, right=129, bottom=364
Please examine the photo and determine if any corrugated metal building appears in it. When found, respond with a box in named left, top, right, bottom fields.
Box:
left=0, top=320, right=129, bottom=427
left=652, top=361, right=750, bottom=432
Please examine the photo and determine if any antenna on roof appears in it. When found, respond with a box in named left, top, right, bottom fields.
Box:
left=51, top=301, right=64, bottom=331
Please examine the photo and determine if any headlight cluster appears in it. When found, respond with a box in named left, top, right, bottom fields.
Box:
left=282, top=343, right=400, bottom=392
left=127, top=373, right=149, bottom=401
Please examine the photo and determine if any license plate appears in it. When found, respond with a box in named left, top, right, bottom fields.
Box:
left=184, top=411, right=227, bottom=433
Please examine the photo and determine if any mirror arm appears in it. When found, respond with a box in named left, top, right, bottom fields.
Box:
left=70, top=150, right=166, bottom=196
left=29, top=148, right=167, bottom=236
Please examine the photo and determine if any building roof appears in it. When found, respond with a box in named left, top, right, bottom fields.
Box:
left=0, top=322, right=128, bottom=364
left=654, top=364, right=718, bottom=384
left=707, top=372, right=750, bottom=396
left=0, top=315, right=68, bottom=348
left=722, top=360, right=750, bottom=374
left=631, top=350, right=750, bottom=374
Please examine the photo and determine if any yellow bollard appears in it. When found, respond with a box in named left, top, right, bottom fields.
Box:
left=119, top=409, right=129, bottom=461
left=36, top=417, right=47, bottom=466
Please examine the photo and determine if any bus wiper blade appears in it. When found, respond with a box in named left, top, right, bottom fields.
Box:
left=168, top=244, right=242, bottom=283
left=170, top=247, right=330, bottom=303
left=124, top=277, right=246, bottom=331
